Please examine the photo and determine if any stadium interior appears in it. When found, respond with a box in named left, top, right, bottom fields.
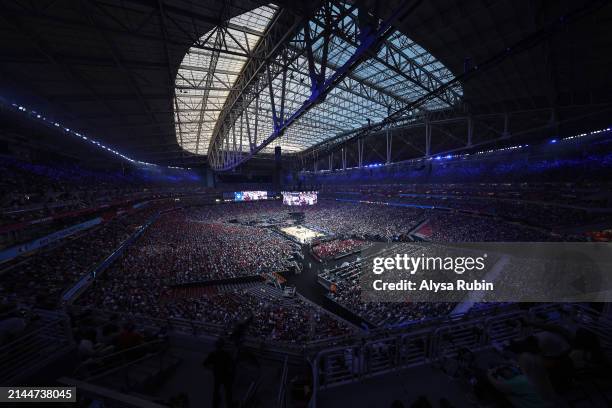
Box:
left=1, top=0, right=612, bottom=407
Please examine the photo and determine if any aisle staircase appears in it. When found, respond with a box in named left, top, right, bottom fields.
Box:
left=244, top=284, right=296, bottom=306
left=165, top=280, right=264, bottom=299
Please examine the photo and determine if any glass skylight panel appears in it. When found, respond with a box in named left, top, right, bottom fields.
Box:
left=174, top=4, right=278, bottom=155
left=175, top=2, right=462, bottom=157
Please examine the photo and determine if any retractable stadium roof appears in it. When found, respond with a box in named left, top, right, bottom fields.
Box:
left=1, top=0, right=611, bottom=170
left=174, top=1, right=462, bottom=164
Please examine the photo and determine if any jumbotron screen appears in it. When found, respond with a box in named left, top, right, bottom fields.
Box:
left=234, top=191, right=267, bottom=201
left=282, top=191, right=318, bottom=206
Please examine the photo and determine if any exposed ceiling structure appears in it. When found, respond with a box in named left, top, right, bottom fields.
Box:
left=174, top=4, right=279, bottom=156
left=0, top=0, right=269, bottom=168
left=0, top=0, right=611, bottom=171
left=297, top=0, right=612, bottom=169
left=183, top=0, right=462, bottom=165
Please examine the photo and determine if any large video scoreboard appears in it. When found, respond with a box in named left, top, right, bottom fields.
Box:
left=234, top=191, right=267, bottom=201
left=281, top=191, right=318, bottom=206
left=222, top=191, right=269, bottom=202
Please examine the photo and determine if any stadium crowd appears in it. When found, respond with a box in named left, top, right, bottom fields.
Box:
left=302, top=201, right=427, bottom=240
left=0, top=203, right=168, bottom=307
left=78, top=280, right=351, bottom=344
left=320, top=182, right=612, bottom=232
left=332, top=283, right=455, bottom=327
left=65, top=206, right=357, bottom=343
left=79, top=291, right=350, bottom=346
left=121, top=209, right=298, bottom=284
left=312, top=239, right=366, bottom=260
left=1, top=182, right=601, bottom=344
left=426, top=212, right=562, bottom=242
left=0, top=156, right=203, bottom=226
left=321, top=253, right=456, bottom=327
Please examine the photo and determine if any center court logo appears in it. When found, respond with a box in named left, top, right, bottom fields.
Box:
left=372, top=253, right=488, bottom=275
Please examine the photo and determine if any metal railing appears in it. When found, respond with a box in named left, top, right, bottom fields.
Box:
left=72, top=339, right=167, bottom=381
left=277, top=355, right=289, bottom=408
left=62, top=212, right=160, bottom=303
left=0, top=310, right=74, bottom=384
left=310, top=303, right=612, bottom=405
left=66, top=303, right=358, bottom=358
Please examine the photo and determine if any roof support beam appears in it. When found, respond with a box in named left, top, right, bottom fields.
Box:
left=83, top=0, right=160, bottom=127
left=209, top=0, right=425, bottom=171
left=298, top=0, right=608, bottom=163
left=157, top=0, right=185, bottom=160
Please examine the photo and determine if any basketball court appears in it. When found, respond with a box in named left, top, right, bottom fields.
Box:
left=280, top=225, right=325, bottom=244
